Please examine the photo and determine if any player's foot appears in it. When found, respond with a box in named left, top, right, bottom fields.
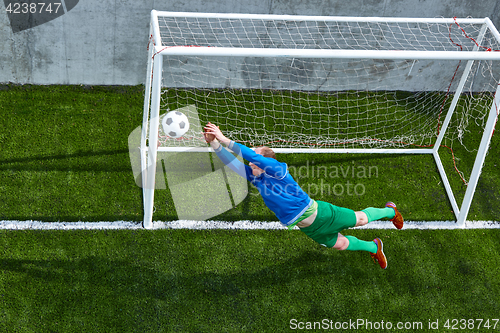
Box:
left=370, top=238, right=387, bottom=269
left=386, top=202, right=403, bottom=229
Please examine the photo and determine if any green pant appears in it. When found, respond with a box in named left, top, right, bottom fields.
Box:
left=299, top=200, right=357, bottom=248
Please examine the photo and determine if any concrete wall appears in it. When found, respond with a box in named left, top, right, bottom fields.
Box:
left=1, top=0, right=500, bottom=85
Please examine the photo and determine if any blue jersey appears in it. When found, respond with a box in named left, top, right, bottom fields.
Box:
left=213, top=141, right=313, bottom=228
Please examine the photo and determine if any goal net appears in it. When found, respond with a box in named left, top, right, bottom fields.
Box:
left=142, top=11, right=500, bottom=228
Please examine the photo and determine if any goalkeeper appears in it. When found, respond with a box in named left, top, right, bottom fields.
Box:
left=203, top=122, right=404, bottom=269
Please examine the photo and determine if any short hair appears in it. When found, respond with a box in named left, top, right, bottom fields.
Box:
left=259, top=146, right=276, bottom=160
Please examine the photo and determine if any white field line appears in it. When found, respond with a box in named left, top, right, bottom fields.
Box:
left=0, top=220, right=499, bottom=230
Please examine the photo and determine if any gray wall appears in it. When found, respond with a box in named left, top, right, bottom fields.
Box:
left=1, top=0, right=500, bottom=85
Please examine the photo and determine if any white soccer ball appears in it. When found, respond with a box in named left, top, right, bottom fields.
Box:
left=162, top=111, right=190, bottom=138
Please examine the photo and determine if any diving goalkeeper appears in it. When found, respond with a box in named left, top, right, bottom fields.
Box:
left=203, top=122, right=403, bottom=269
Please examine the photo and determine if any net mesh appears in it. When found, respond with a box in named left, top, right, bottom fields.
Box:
left=150, top=15, right=500, bottom=157
left=157, top=16, right=487, bottom=51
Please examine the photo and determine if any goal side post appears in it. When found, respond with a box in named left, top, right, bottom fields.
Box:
left=143, top=49, right=163, bottom=229
left=431, top=23, right=489, bottom=223
left=456, top=82, right=500, bottom=227
left=457, top=18, right=500, bottom=227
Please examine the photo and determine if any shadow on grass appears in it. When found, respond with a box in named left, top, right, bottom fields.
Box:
left=1, top=229, right=500, bottom=331
left=0, top=149, right=131, bottom=172
left=0, top=250, right=354, bottom=299
left=0, top=249, right=363, bottom=329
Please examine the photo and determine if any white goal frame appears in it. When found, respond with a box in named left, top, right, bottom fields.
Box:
left=142, top=11, right=500, bottom=229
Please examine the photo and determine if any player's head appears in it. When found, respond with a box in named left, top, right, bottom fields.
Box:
left=254, top=146, right=276, bottom=159
left=249, top=146, right=276, bottom=176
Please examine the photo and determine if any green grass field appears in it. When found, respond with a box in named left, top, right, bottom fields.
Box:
left=1, top=84, right=499, bottom=332
left=1, top=229, right=500, bottom=332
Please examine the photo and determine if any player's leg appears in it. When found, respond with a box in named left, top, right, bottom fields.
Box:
left=334, top=233, right=387, bottom=269
left=301, top=202, right=388, bottom=269
left=332, top=233, right=349, bottom=250
left=357, top=202, right=404, bottom=229
left=334, top=233, right=377, bottom=253
left=354, top=211, right=369, bottom=227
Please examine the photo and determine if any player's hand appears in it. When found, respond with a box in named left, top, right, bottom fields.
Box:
left=204, top=122, right=230, bottom=145
left=203, top=126, right=216, bottom=143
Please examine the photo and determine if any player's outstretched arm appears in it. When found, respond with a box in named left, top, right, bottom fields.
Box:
left=204, top=122, right=252, bottom=180
left=204, top=122, right=231, bottom=146
left=204, top=122, right=286, bottom=178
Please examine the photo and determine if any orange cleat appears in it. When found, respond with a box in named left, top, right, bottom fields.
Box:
left=370, top=238, right=387, bottom=269
left=386, top=202, right=404, bottom=229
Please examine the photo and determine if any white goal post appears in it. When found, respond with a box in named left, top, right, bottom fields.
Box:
left=142, top=11, right=500, bottom=228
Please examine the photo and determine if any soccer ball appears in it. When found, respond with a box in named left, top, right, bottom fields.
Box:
left=162, top=111, right=190, bottom=138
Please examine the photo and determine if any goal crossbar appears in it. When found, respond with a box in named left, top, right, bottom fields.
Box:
left=155, top=147, right=435, bottom=154
left=157, top=47, right=500, bottom=61
left=152, top=10, right=489, bottom=25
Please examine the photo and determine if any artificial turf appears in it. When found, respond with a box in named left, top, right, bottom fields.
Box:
left=0, top=228, right=499, bottom=332
left=1, top=84, right=498, bottom=223
left=0, top=84, right=499, bottom=331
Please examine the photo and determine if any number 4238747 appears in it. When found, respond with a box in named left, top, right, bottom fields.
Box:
left=443, top=319, right=499, bottom=330
left=5, top=2, right=62, bottom=14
